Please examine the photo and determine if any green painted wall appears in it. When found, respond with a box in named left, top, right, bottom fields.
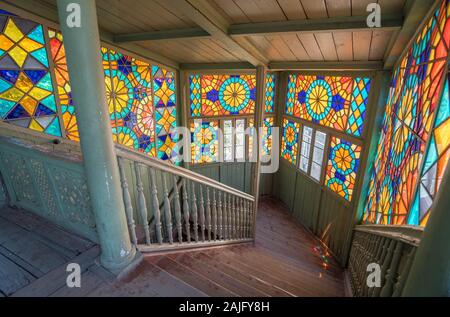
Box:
left=190, top=162, right=274, bottom=196
left=0, top=177, right=6, bottom=208
left=273, top=158, right=354, bottom=264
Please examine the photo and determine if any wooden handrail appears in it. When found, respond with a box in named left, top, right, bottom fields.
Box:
left=115, top=144, right=255, bottom=201
left=354, top=225, right=423, bottom=247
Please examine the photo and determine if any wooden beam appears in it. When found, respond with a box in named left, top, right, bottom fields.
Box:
left=113, top=27, right=210, bottom=43
left=229, top=15, right=403, bottom=37
left=172, top=0, right=268, bottom=67
left=384, top=0, right=438, bottom=69
left=269, top=61, right=383, bottom=71
left=180, top=62, right=255, bottom=70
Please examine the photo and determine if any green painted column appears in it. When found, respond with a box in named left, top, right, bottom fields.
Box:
left=56, top=0, right=136, bottom=273
left=402, top=162, right=450, bottom=296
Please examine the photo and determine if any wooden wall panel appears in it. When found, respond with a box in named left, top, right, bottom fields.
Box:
left=292, top=172, right=321, bottom=231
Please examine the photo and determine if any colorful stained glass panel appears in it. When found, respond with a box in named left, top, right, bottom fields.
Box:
left=190, top=120, right=219, bottom=163
left=265, top=73, right=275, bottom=113
left=325, top=137, right=361, bottom=201
left=0, top=15, right=61, bottom=137
left=281, top=118, right=300, bottom=165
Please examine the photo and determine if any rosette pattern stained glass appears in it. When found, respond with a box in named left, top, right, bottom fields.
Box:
left=0, top=15, right=61, bottom=136
left=190, top=120, right=219, bottom=163
left=363, top=0, right=450, bottom=226
left=286, top=75, right=371, bottom=136
left=189, top=74, right=256, bottom=117
left=325, top=137, right=361, bottom=201
left=281, top=118, right=300, bottom=165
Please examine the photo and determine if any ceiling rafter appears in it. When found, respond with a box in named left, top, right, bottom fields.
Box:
left=170, top=0, right=268, bottom=67
left=112, top=15, right=403, bottom=43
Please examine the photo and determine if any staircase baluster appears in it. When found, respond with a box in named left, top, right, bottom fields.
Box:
left=212, top=189, right=217, bottom=241
left=149, top=169, right=163, bottom=244
left=227, top=194, right=232, bottom=240
left=245, top=200, right=249, bottom=238
left=206, top=187, right=212, bottom=241
left=236, top=197, right=241, bottom=239
left=161, top=173, right=173, bottom=244
left=191, top=182, right=199, bottom=242
left=232, top=196, right=237, bottom=239
left=172, top=175, right=183, bottom=243
left=218, top=191, right=223, bottom=239
left=182, top=179, right=191, bottom=243
left=134, top=162, right=150, bottom=245
left=199, top=185, right=206, bottom=242
left=240, top=198, right=245, bottom=239
left=223, top=193, right=228, bottom=239
left=117, top=158, right=137, bottom=245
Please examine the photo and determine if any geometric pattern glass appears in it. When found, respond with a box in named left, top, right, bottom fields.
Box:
left=190, top=120, right=219, bottom=164
left=189, top=74, right=256, bottom=117
left=363, top=0, right=450, bottom=226
left=265, top=73, right=275, bottom=113
left=0, top=15, right=61, bottom=137
left=286, top=74, right=371, bottom=136
left=281, top=118, right=300, bottom=166
left=325, top=137, right=361, bottom=201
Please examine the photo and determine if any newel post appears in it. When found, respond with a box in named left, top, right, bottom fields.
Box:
left=57, top=0, right=136, bottom=273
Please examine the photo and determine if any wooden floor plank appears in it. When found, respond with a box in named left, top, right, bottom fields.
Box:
left=147, top=255, right=238, bottom=297
left=0, top=253, right=36, bottom=296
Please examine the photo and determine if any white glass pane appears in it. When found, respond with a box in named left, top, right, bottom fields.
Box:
left=236, top=119, right=245, bottom=130
left=299, top=156, right=309, bottom=173
left=224, top=120, right=232, bottom=129
left=303, top=126, right=313, bottom=143
left=314, top=131, right=326, bottom=148
left=301, top=141, right=311, bottom=157
left=224, top=147, right=233, bottom=161
left=310, top=162, right=321, bottom=181
left=312, top=147, right=324, bottom=164
left=236, top=145, right=244, bottom=159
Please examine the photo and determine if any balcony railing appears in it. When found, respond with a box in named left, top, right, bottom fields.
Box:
left=115, top=145, right=256, bottom=253
left=347, top=224, right=423, bottom=297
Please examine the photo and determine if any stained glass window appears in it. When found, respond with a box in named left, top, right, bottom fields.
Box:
left=48, top=29, right=77, bottom=140
left=104, top=49, right=156, bottom=156
left=281, top=118, right=300, bottom=165
left=0, top=15, right=61, bottom=136
left=363, top=0, right=450, bottom=226
left=262, top=116, right=274, bottom=155
left=286, top=75, right=371, bottom=136
left=325, top=137, right=361, bottom=201
left=408, top=77, right=450, bottom=227
left=153, top=65, right=178, bottom=161
left=265, top=73, right=275, bottom=113
left=190, top=74, right=256, bottom=117
left=190, top=120, right=219, bottom=164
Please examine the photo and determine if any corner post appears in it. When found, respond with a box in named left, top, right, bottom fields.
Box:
left=56, top=0, right=136, bottom=273
left=251, top=65, right=266, bottom=238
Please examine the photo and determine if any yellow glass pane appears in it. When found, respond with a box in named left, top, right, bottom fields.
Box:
left=20, top=95, right=38, bottom=115
left=19, top=37, right=42, bottom=52
left=4, top=19, right=24, bottom=42
left=435, top=119, right=450, bottom=155
left=15, top=72, right=34, bottom=93
left=0, top=87, right=25, bottom=102
left=28, top=87, right=51, bottom=100
left=0, top=35, right=14, bottom=51
left=9, top=46, right=28, bottom=67
left=29, top=119, right=44, bottom=132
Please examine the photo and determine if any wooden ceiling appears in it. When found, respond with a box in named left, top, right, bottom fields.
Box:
left=2, top=0, right=431, bottom=69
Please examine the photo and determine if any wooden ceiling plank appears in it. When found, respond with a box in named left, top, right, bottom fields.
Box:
left=298, top=33, right=324, bottom=61
left=251, top=0, right=288, bottom=21
left=315, top=32, right=339, bottom=61
left=170, top=0, right=268, bottom=66
left=332, top=31, right=354, bottom=61
left=326, top=0, right=352, bottom=17
left=300, top=0, right=328, bottom=18
left=369, top=30, right=392, bottom=60
left=213, top=0, right=251, bottom=23
left=378, top=0, right=406, bottom=15
left=245, top=35, right=284, bottom=61
left=232, top=0, right=266, bottom=22
left=277, top=0, right=307, bottom=20
left=281, top=33, right=310, bottom=60
left=351, top=0, right=375, bottom=16
left=264, top=34, right=297, bottom=60
left=352, top=30, right=372, bottom=60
